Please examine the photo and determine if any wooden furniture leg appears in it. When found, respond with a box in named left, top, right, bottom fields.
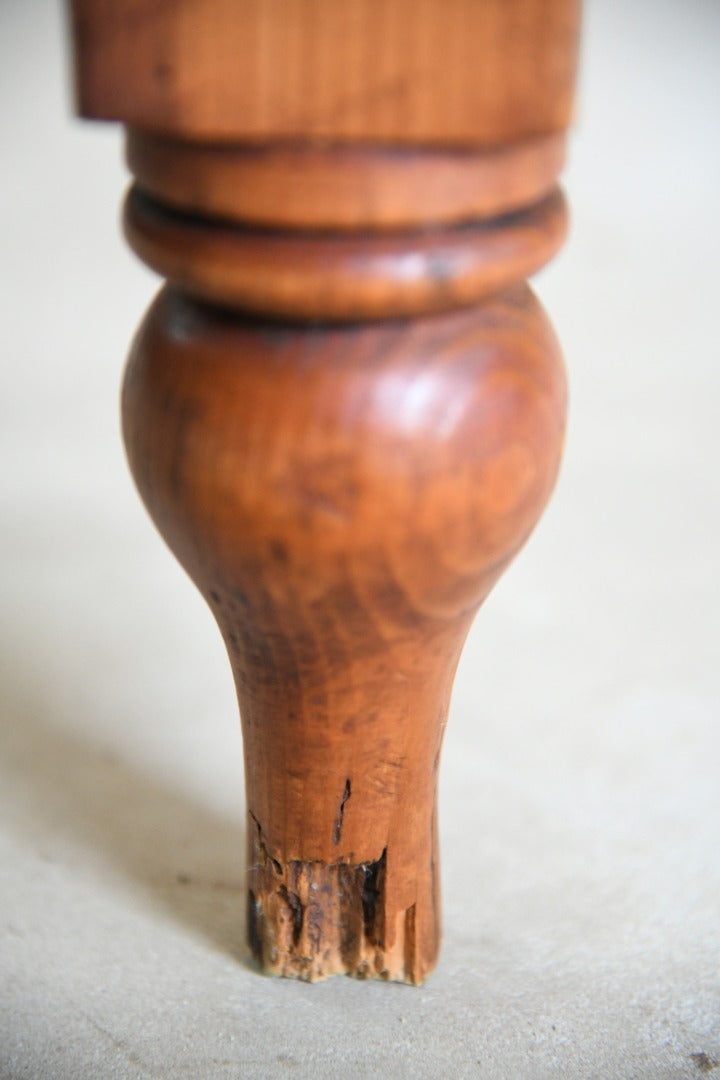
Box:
left=69, top=0, right=581, bottom=983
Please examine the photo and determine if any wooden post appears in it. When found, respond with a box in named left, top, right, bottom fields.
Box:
left=69, top=0, right=580, bottom=983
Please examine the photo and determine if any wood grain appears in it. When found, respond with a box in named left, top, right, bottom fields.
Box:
left=70, top=0, right=580, bottom=145
left=122, top=284, right=567, bottom=981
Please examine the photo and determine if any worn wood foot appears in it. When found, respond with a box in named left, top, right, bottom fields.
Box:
left=70, top=0, right=580, bottom=983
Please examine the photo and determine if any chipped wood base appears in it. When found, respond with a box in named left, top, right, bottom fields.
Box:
left=247, top=817, right=439, bottom=984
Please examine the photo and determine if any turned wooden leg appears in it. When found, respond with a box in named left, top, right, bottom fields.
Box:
left=69, top=0, right=580, bottom=983
left=122, top=283, right=565, bottom=981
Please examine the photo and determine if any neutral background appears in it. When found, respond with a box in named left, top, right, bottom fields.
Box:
left=1, top=2, right=718, bottom=1077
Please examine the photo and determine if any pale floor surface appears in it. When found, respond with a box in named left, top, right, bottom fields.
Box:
left=1, top=1, right=719, bottom=1077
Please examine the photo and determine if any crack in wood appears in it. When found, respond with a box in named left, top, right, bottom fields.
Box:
left=248, top=809, right=282, bottom=875
left=332, top=777, right=352, bottom=846
left=277, top=884, right=304, bottom=946
left=360, top=847, right=386, bottom=949
left=403, top=903, right=417, bottom=982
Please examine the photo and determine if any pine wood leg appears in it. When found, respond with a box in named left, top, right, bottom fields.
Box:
left=69, top=0, right=580, bottom=983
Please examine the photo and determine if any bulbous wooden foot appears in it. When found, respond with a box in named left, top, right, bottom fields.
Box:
left=122, top=285, right=565, bottom=982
